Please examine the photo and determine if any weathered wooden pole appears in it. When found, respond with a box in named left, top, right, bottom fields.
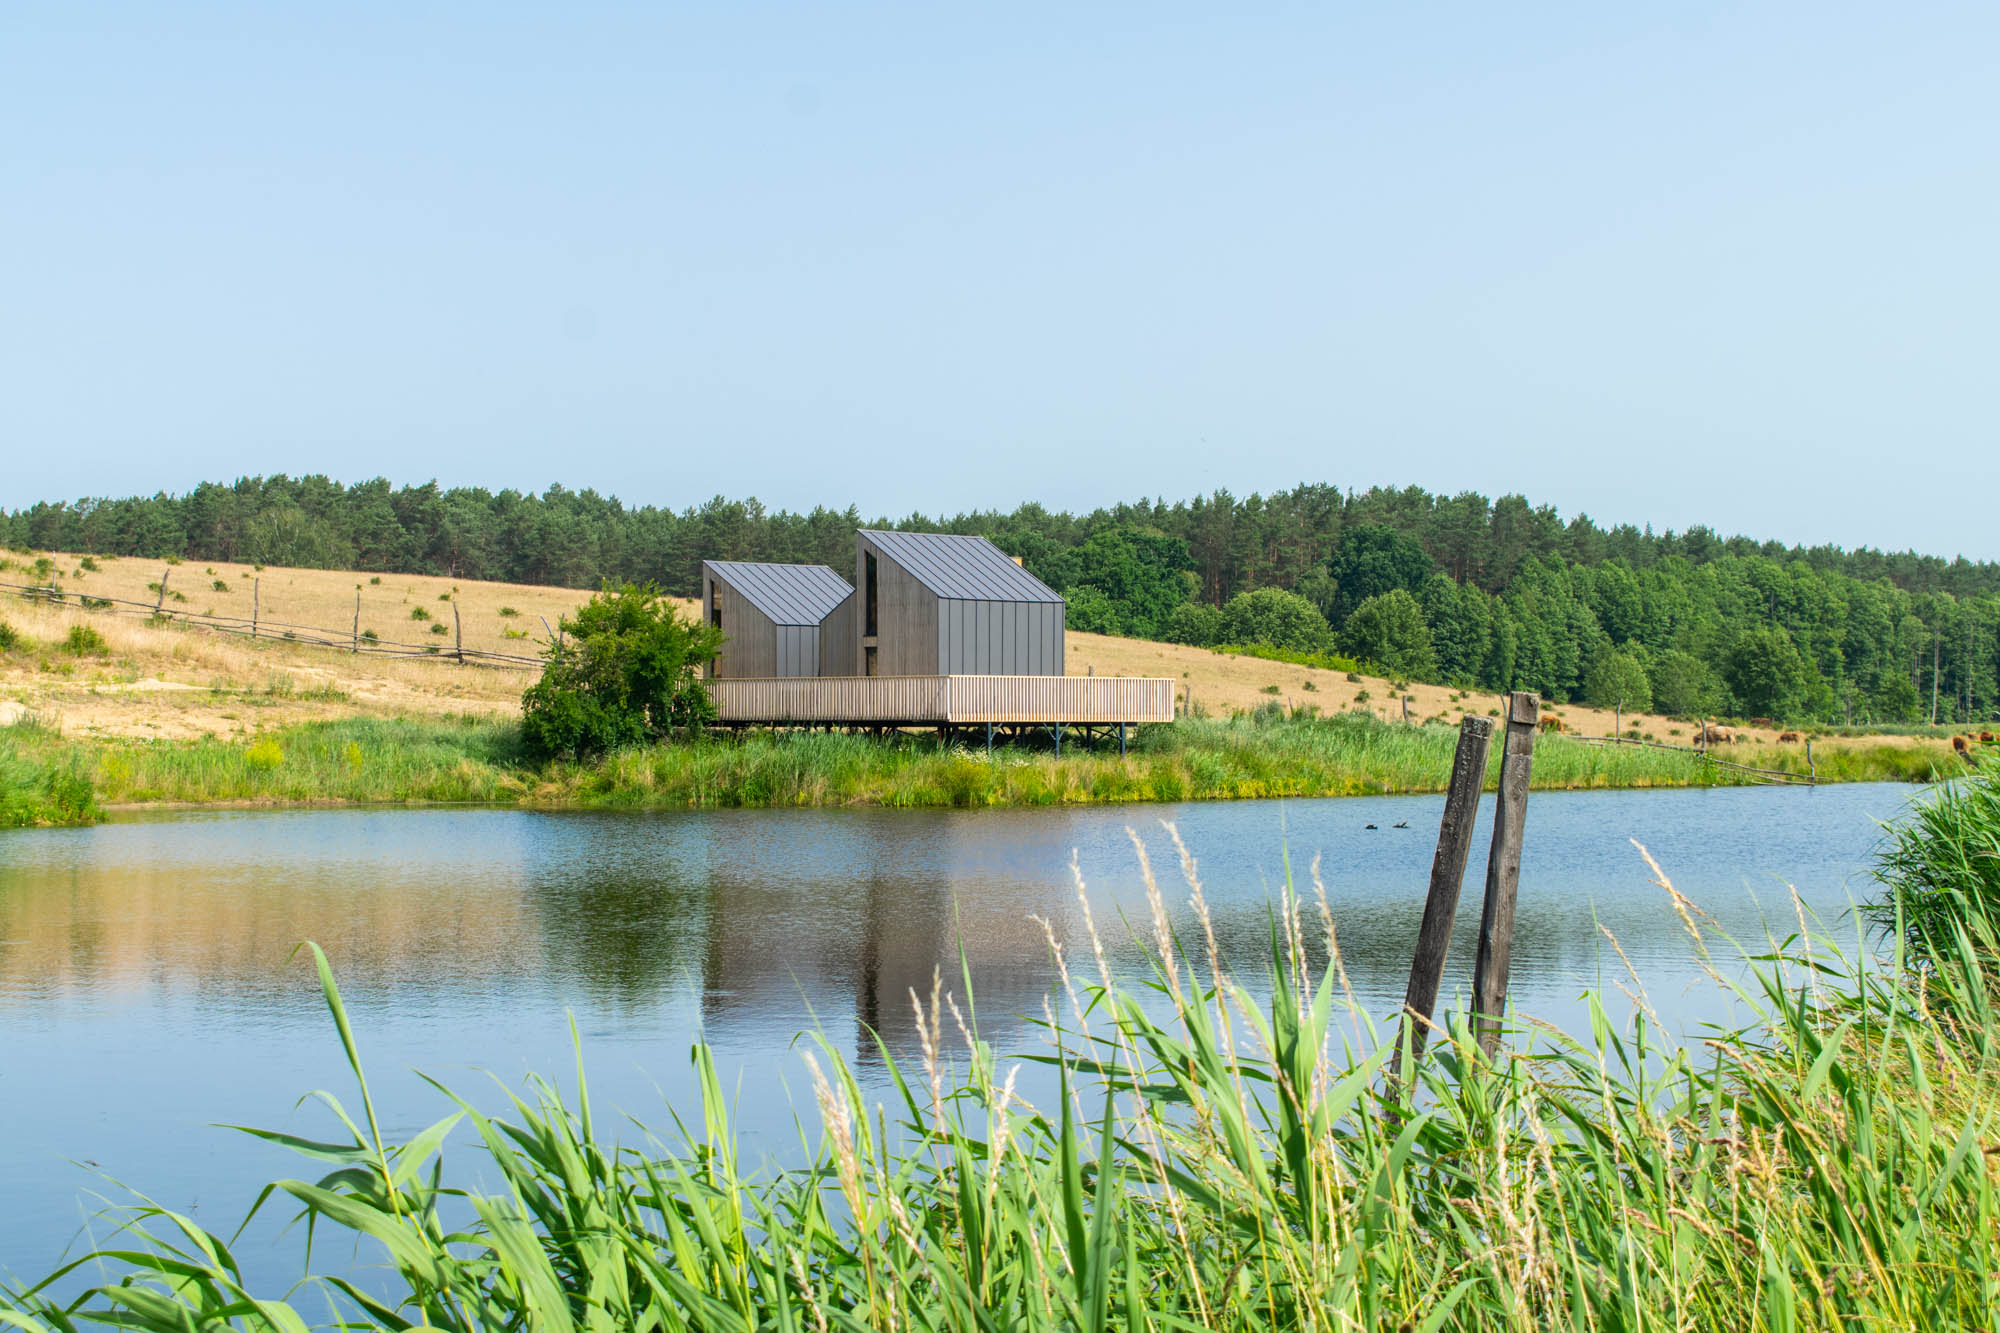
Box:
left=453, top=601, right=464, bottom=663
left=1471, top=690, right=1539, bottom=1057
left=251, top=578, right=259, bottom=638
left=154, top=568, right=170, bottom=614
left=1394, top=714, right=1494, bottom=1077
left=352, top=590, right=361, bottom=653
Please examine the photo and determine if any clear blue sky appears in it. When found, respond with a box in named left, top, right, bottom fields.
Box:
left=5, top=4, right=1996, bottom=557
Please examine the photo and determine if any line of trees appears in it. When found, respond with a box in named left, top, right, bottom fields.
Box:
left=6, top=477, right=1997, bottom=724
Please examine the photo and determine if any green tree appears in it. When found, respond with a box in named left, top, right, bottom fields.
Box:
left=520, top=583, right=723, bottom=760
left=1164, top=601, right=1225, bottom=647
left=1062, top=584, right=1120, bottom=635
left=1221, top=587, right=1333, bottom=654
left=1341, top=589, right=1437, bottom=677
left=1647, top=649, right=1719, bottom=717
left=1871, top=673, right=1922, bottom=724
left=1722, top=625, right=1810, bottom=720
left=1582, top=648, right=1652, bottom=712
left=1041, top=525, right=1195, bottom=638
left=1326, top=524, right=1435, bottom=622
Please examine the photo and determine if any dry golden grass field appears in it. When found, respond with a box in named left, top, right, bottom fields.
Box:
left=0, top=549, right=1955, bottom=758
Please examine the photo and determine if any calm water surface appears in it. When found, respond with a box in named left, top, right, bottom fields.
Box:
left=0, top=783, right=1920, bottom=1276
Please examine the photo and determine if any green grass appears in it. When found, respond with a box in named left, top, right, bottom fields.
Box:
left=9, top=772, right=2000, bottom=1329
left=0, top=725, right=99, bottom=827
left=0, top=713, right=1965, bottom=821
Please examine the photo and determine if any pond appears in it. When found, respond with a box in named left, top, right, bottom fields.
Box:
left=0, top=782, right=1919, bottom=1278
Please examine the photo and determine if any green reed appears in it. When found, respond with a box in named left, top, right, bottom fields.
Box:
left=0, top=711, right=1957, bottom=821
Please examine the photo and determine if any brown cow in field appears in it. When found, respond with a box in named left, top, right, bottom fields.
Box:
left=1952, top=734, right=1970, bottom=755
left=1982, top=731, right=1996, bottom=744
left=1777, top=731, right=1800, bottom=743
left=1538, top=716, right=1564, bottom=734
left=1700, top=722, right=1737, bottom=745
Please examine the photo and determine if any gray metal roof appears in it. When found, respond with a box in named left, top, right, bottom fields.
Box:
left=702, top=561, right=854, bottom=626
left=859, top=530, right=1063, bottom=603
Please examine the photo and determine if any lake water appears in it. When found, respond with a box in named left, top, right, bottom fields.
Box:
left=0, top=783, right=1922, bottom=1279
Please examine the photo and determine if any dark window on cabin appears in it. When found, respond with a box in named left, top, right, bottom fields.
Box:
left=709, top=586, right=722, bottom=629
left=864, top=552, right=879, bottom=637
left=865, top=645, right=878, bottom=676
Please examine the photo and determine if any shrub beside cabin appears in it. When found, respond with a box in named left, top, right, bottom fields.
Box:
left=701, top=561, right=857, bottom=678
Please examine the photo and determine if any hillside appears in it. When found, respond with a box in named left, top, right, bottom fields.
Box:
left=0, top=551, right=1949, bottom=763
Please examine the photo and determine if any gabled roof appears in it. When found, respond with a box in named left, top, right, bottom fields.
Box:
left=859, top=530, right=1063, bottom=603
left=702, top=561, right=854, bottom=627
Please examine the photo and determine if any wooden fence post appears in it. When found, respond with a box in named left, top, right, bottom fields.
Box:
left=251, top=578, right=259, bottom=639
left=154, top=569, right=169, bottom=615
left=1471, top=690, right=1538, bottom=1057
left=352, top=590, right=361, bottom=652
left=453, top=601, right=463, bottom=663
left=1394, top=715, right=1494, bottom=1078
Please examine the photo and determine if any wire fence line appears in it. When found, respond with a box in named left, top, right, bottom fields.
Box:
left=1567, top=731, right=1816, bottom=785
left=2, top=580, right=545, bottom=670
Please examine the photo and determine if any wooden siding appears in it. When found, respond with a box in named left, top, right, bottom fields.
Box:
left=774, top=624, right=819, bottom=677
left=856, top=533, right=939, bottom=676
left=705, top=573, right=779, bottom=678
left=709, top=675, right=1174, bottom=724
left=818, top=591, right=857, bottom=677
left=937, top=598, right=1062, bottom=675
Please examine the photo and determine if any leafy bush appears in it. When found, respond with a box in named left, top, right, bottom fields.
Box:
left=1220, top=587, right=1331, bottom=654
left=410, top=607, right=431, bottom=622
left=520, top=583, right=724, bottom=760
left=78, top=556, right=99, bottom=572
left=62, top=625, right=108, bottom=656
left=1340, top=589, right=1436, bottom=678
left=1583, top=648, right=1652, bottom=712
left=211, top=578, right=230, bottom=593
left=430, top=623, right=448, bottom=636
left=1164, top=601, right=1225, bottom=647
left=498, top=606, right=520, bottom=618
left=0, top=620, right=19, bottom=653
left=244, top=739, right=284, bottom=770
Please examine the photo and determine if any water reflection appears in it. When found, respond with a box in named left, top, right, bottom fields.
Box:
left=0, top=785, right=1915, bottom=1274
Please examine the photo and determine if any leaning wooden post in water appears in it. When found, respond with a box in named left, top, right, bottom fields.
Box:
left=1394, top=714, right=1494, bottom=1079
left=1471, top=690, right=1538, bottom=1057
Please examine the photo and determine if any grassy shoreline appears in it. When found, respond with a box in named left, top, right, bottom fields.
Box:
left=0, top=711, right=1963, bottom=824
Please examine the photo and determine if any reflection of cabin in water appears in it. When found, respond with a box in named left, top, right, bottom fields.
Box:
left=700, top=560, right=856, bottom=679
left=854, top=529, right=1065, bottom=677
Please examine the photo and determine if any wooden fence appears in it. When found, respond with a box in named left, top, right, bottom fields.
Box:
left=1569, top=731, right=1816, bottom=785
left=1, top=580, right=544, bottom=669
left=709, top=674, right=1177, bottom=725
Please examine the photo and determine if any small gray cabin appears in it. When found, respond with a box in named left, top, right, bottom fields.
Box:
left=701, top=560, right=857, bottom=679
left=854, top=530, right=1065, bottom=677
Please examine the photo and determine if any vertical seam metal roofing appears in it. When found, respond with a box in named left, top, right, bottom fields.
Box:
left=702, top=561, right=855, bottom=626
left=858, top=530, right=1064, bottom=603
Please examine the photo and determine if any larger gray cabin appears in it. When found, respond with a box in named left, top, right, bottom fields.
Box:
left=701, top=560, right=857, bottom=678
left=854, top=530, right=1065, bottom=676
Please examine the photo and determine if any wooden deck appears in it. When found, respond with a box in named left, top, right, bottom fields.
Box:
left=709, top=674, right=1176, bottom=725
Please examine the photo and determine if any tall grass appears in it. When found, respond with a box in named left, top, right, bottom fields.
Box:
left=1868, top=754, right=2000, bottom=975
left=0, top=712, right=1961, bottom=821
left=0, top=721, right=99, bottom=827
left=9, top=776, right=2000, bottom=1329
